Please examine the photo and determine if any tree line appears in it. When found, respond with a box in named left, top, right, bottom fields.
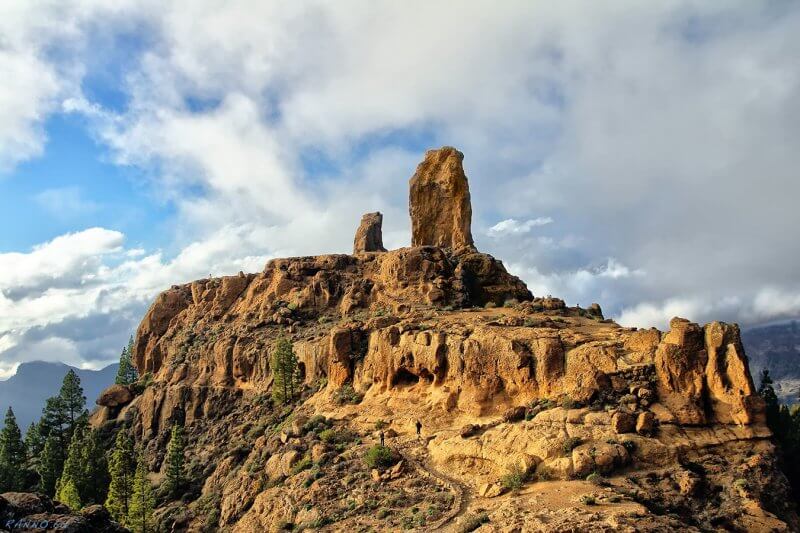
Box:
left=0, top=337, right=185, bottom=533
left=758, top=369, right=800, bottom=497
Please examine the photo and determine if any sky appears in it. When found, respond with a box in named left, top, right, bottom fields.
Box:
left=0, top=1, right=799, bottom=379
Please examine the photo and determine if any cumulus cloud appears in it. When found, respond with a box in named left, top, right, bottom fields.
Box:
left=2, top=1, right=800, bottom=375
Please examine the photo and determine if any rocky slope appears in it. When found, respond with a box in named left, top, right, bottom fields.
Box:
left=93, top=147, right=798, bottom=532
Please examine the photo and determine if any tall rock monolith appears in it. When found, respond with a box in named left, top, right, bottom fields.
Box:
left=409, top=147, right=474, bottom=250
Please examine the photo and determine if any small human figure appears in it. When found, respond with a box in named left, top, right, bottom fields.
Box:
left=380, top=430, right=385, bottom=447
left=415, top=419, right=422, bottom=439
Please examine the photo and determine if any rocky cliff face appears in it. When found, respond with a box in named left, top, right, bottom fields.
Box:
left=93, top=147, right=797, bottom=532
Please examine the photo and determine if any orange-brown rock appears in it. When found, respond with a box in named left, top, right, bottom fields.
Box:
left=654, top=318, right=709, bottom=424
left=653, top=317, right=763, bottom=425
left=96, top=384, right=132, bottom=408
left=409, top=147, right=474, bottom=250
left=353, top=211, right=387, bottom=254
left=704, top=321, right=763, bottom=425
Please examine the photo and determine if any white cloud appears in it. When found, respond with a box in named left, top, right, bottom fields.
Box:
left=488, top=217, right=553, bottom=236
left=2, top=1, right=800, bottom=374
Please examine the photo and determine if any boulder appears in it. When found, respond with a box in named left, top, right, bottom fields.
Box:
left=353, top=212, right=387, bottom=254
left=460, top=425, right=479, bottom=439
left=611, top=411, right=636, bottom=434
left=478, top=482, right=504, bottom=498
left=503, top=406, right=526, bottom=423
left=636, top=412, right=656, bottom=436
left=409, top=147, right=474, bottom=250
left=279, top=450, right=302, bottom=477
left=96, top=384, right=133, bottom=408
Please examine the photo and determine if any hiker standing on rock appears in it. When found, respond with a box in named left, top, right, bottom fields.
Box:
left=380, top=430, right=385, bottom=447
left=415, top=419, right=422, bottom=439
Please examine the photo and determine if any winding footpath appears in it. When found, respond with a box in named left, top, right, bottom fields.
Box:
left=400, top=438, right=473, bottom=531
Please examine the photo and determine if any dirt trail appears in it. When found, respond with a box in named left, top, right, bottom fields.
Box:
left=400, top=438, right=473, bottom=531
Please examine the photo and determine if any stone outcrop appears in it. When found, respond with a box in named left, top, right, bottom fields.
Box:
left=96, top=384, right=132, bottom=408
left=654, top=317, right=764, bottom=425
left=353, top=212, right=387, bottom=254
left=409, top=147, right=474, bottom=250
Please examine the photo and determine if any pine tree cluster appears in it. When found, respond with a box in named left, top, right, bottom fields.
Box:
left=0, top=335, right=162, bottom=531
left=758, top=369, right=800, bottom=495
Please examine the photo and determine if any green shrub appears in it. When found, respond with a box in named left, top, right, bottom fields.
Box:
left=561, top=436, right=582, bottom=454
left=459, top=512, right=489, bottom=532
left=245, top=424, right=265, bottom=440
left=500, top=465, right=526, bottom=492
left=503, top=298, right=519, bottom=308
left=130, top=372, right=154, bottom=395
left=374, top=419, right=387, bottom=430
left=291, top=454, right=312, bottom=475
left=364, top=445, right=397, bottom=470
left=287, top=302, right=298, bottom=311
left=303, top=415, right=328, bottom=434
left=484, top=301, right=497, bottom=309
left=334, top=384, right=363, bottom=405
left=586, top=472, right=606, bottom=485
left=319, top=429, right=337, bottom=443
left=580, top=495, right=596, bottom=505
left=535, top=466, right=553, bottom=481
left=560, top=395, right=578, bottom=409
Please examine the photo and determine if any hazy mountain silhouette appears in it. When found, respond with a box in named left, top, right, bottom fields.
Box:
left=0, top=361, right=118, bottom=430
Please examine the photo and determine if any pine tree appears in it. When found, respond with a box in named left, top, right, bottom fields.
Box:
left=128, top=452, right=155, bottom=533
left=58, top=478, right=82, bottom=511
left=24, top=422, right=44, bottom=489
left=271, top=335, right=299, bottom=405
left=163, top=423, right=186, bottom=498
left=758, top=369, right=780, bottom=432
left=116, top=336, right=139, bottom=385
left=38, top=434, right=61, bottom=497
left=25, top=422, right=44, bottom=463
left=106, top=430, right=136, bottom=524
left=59, top=370, right=86, bottom=434
left=0, top=407, right=27, bottom=492
left=39, top=395, right=69, bottom=463
left=82, top=429, right=110, bottom=504
left=56, top=424, right=86, bottom=504
left=55, top=424, right=109, bottom=507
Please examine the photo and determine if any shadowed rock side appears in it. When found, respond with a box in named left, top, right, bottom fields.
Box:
left=409, top=147, right=474, bottom=250
left=353, top=212, right=387, bottom=254
left=0, top=492, right=128, bottom=532
left=91, top=147, right=797, bottom=532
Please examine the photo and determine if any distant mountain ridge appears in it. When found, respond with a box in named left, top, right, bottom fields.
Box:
left=0, top=361, right=118, bottom=429
left=743, top=320, right=800, bottom=403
